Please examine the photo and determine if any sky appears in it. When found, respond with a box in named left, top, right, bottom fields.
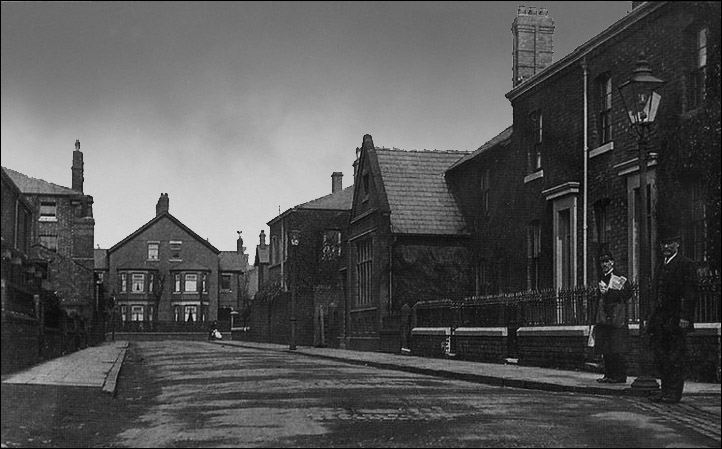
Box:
left=1, top=1, right=633, bottom=258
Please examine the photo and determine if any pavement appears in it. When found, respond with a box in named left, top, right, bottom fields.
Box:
left=1, top=339, right=719, bottom=399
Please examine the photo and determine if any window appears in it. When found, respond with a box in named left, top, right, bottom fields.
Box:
left=527, top=221, right=541, bottom=290
left=39, top=201, right=57, bottom=222
left=356, top=238, right=372, bottom=307
left=687, top=26, right=708, bottom=110
left=221, top=273, right=232, bottom=291
left=120, top=305, right=127, bottom=322
left=480, top=168, right=490, bottom=215
left=362, top=171, right=370, bottom=201
left=148, top=305, right=155, bottom=322
left=131, top=305, right=144, bottom=321
left=174, top=305, right=181, bottom=322
left=476, top=259, right=491, bottom=296
left=322, top=230, right=342, bottom=261
left=174, top=274, right=181, bottom=293
left=148, top=273, right=154, bottom=293
left=185, top=273, right=197, bottom=292
left=202, top=273, right=208, bottom=293
left=170, top=240, right=182, bottom=260
left=121, top=272, right=127, bottom=293
left=271, top=236, right=279, bottom=265
left=131, top=273, right=145, bottom=293
left=147, top=242, right=159, bottom=260
left=39, top=235, right=58, bottom=252
left=685, top=180, right=707, bottom=262
left=598, top=74, right=613, bottom=143
left=530, top=110, right=542, bottom=171
left=184, top=305, right=197, bottom=322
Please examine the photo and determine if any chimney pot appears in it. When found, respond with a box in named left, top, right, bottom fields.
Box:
left=259, top=230, right=267, bottom=248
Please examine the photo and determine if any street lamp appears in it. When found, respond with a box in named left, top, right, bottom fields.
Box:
left=617, top=53, right=665, bottom=392
left=288, top=229, right=301, bottom=350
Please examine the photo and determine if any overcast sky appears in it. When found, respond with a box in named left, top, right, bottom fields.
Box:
left=1, top=1, right=632, bottom=257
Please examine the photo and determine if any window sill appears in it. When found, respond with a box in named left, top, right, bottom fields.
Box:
left=524, top=170, right=544, bottom=183
left=589, top=141, right=614, bottom=158
left=38, top=217, right=57, bottom=222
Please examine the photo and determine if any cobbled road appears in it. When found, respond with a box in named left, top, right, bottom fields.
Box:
left=110, top=341, right=720, bottom=448
left=2, top=340, right=719, bottom=448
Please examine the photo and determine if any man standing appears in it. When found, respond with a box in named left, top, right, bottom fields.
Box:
left=648, top=233, right=698, bottom=404
left=595, top=251, right=632, bottom=384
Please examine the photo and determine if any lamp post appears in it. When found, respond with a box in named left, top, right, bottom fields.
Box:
left=617, top=53, right=665, bottom=391
left=288, top=229, right=301, bottom=350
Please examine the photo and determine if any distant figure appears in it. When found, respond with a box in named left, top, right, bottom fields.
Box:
left=594, top=251, right=632, bottom=384
left=648, top=232, right=697, bottom=404
left=209, top=320, right=222, bottom=341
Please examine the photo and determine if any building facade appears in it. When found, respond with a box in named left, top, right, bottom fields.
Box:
left=346, top=135, right=474, bottom=351
left=105, top=194, right=223, bottom=326
left=2, top=140, right=95, bottom=321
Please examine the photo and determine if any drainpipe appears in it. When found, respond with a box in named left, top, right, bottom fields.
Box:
left=581, top=58, right=589, bottom=286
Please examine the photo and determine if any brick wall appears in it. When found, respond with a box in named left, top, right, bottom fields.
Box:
left=410, top=324, right=720, bottom=383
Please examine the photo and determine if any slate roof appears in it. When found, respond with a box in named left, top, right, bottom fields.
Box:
left=108, top=212, right=220, bottom=254
left=2, top=167, right=81, bottom=196
left=219, top=251, right=247, bottom=271
left=374, top=148, right=470, bottom=236
left=445, top=126, right=513, bottom=172
left=297, top=185, right=354, bottom=210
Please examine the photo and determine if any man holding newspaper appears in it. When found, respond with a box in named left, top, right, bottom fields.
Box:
left=595, top=251, right=633, bottom=384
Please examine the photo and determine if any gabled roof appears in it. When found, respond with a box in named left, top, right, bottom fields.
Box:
left=446, top=126, right=513, bottom=172
left=219, top=251, right=247, bottom=272
left=108, top=212, right=220, bottom=254
left=2, top=166, right=82, bottom=196
left=374, top=148, right=470, bottom=236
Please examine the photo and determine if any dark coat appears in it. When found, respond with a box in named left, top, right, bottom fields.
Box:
left=596, top=270, right=632, bottom=328
left=649, top=253, right=698, bottom=335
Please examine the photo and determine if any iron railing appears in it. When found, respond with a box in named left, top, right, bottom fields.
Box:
left=416, top=273, right=720, bottom=328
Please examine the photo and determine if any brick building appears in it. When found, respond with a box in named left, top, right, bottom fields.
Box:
left=346, top=135, right=474, bottom=351
left=2, top=140, right=95, bottom=321
left=103, top=193, right=248, bottom=327
left=446, top=2, right=720, bottom=298
left=248, top=172, right=352, bottom=347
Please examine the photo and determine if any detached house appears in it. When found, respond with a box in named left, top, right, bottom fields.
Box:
left=105, top=194, right=224, bottom=326
left=257, top=172, right=353, bottom=347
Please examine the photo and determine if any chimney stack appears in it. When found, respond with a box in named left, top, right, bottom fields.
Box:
left=511, top=6, right=555, bottom=87
left=259, top=230, right=267, bottom=248
left=332, top=172, right=343, bottom=193
left=156, top=193, right=169, bottom=215
left=72, top=139, right=84, bottom=192
left=237, top=231, right=246, bottom=254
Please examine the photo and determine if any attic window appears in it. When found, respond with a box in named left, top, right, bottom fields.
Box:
left=39, top=201, right=57, bottom=222
left=362, top=172, right=370, bottom=201
left=170, top=241, right=182, bottom=260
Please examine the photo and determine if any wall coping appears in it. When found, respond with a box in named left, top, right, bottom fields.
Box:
left=411, top=327, right=451, bottom=336
left=628, top=322, right=721, bottom=336
left=454, top=327, right=508, bottom=337
left=517, top=325, right=591, bottom=337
